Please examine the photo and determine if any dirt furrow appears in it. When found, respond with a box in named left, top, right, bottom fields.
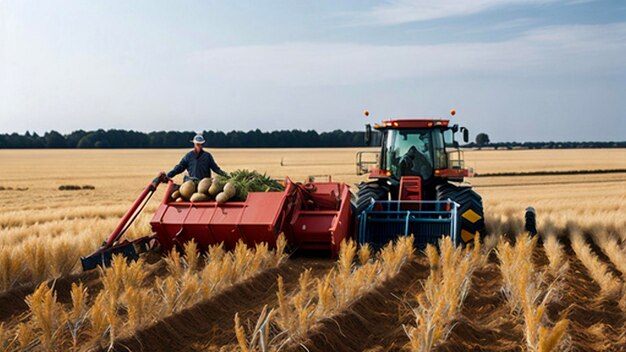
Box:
left=285, top=259, right=429, bottom=352
left=107, top=258, right=333, bottom=352
left=553, top=237, right=626, bottom=351
left=437, top=258, right=523, bottom=352
left=194, top=258, right=334, bottom=351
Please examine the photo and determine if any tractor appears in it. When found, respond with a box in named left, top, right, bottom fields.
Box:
left=353, top=110, right=486, bottom=248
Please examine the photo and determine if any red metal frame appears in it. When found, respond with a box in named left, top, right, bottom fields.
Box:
left=99, top=173, right=165, bottom=248
left=368, top=168, right=390, bottom=179
left=374, top=119, right=449, bottom=130
left=288, top=182, right=351, bottom=258
left=434, top=168, right=469, bottom=178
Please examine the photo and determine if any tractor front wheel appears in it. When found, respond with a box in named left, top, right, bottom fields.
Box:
left=354, top=181, right=389, bottom=218
left=436, top=183, right=486, bottom=245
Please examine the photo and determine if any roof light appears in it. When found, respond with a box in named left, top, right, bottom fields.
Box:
left=450, top=108, right=456, bottom=116
left=393, top=122, right=399, bottom=127
left=363, top=110, right=370, bottom=117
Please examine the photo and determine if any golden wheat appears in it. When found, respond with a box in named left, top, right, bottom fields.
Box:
left=262, top=237, right=415, bottom=347
left=541, top=232, right=569, bottom=277
left=570, top=229, right=621, bottom=297
left=0, top=148, right=624, bottom=350
left=23, top=282, right=65, bottom=350
left=66, top=282, right=89, bottom=348
left=0, top=238, right=287, bottom=351
left=590, top=229, right=626, bottom=278
left=404, top=236, right=479, bottom=351
left=234, top=305, right=276, bottom=352
left=496, top=234, right=569, bottom=352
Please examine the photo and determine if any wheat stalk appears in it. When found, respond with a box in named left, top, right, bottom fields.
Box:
left=405, top=236, right=478, bottom=351
left=25, top=282, right=65, bottom=350
left=182, top=239, right=200, bottom=273
left=358, top=244, right=371, bottom=265
left=497, top=234, right=569, bottom=352
left=16, top=323, right=36, bottom=351
left=570, top=229, right=621, bottom=297
left=66, top=282, right=89, bottom=348
left=590, top=229, right=626, bottom=278
left=541, top=232, right=569, bottom=276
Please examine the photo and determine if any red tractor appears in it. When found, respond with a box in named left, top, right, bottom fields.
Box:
left=353, top=111, right=486, bottom=248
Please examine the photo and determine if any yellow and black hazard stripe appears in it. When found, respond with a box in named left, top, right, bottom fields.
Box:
left=436, top=183, right=485, bottom=245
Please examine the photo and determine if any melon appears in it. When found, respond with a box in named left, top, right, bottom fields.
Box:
left=190, top=192, right=210, bottom=202
left=209, top=179, right=223, bottom=196
left=223, top=182, right=237, bottom=197
left=215, top=192, right=230, bottom=203
left=179, top=180, right=197, bottom=200
left=197, top=177, right=212, bottom=194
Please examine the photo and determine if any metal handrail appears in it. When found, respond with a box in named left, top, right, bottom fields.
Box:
left=356, top=151, right=379, bottom=175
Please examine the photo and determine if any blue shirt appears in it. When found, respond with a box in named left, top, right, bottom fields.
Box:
left=167, top=149, right=226, bottom=180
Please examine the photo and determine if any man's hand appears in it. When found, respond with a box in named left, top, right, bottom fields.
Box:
left=151, top=172, right=170, bottom=186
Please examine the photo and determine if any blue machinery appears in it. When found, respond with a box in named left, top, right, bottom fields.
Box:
left=357, top=200, right=460, bottom=248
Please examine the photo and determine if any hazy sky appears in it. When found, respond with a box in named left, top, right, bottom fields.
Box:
left=1, top=0, right=625, bottom=142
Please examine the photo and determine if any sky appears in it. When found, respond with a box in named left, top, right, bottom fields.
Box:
left=1, top=0, right=625, bottom=142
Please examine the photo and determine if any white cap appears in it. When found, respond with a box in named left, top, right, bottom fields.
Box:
left=190, top=134, right=205, bottom=144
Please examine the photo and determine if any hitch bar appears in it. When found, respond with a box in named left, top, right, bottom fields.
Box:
left=80, top=172, right=169, bottom=271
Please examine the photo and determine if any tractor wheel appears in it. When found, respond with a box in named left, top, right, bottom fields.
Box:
left=354, top=181, right=389, bottom=217
left=436, top=183, right=486, bottom=245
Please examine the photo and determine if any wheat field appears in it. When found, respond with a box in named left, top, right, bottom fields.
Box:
left=0, top=148, right=625, bottom=351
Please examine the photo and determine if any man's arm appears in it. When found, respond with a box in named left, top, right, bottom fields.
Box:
left=167, top=154, right=189, bottom=178
left=208, top=153, right=227, bottom=177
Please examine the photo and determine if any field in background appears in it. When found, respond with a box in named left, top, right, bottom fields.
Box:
left=0, top=148, right=625, bottom=351
left=1, top=148, right=624, bottom=226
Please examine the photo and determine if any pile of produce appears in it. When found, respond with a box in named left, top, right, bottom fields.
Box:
left=169, top=169, right=284, bottom=203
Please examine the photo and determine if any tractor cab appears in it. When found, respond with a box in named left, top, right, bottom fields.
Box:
left=357, top=118, right=472, bottom=191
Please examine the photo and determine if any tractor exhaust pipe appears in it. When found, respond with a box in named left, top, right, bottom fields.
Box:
left=525, top=207, right=537, bottom=236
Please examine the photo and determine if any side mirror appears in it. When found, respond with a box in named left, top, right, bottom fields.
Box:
left=461, top=127, right=469, bottom=143
left=364, top=124, right=372, bottom=146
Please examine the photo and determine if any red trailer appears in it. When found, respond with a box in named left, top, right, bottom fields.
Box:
left=81, top=174, right=352, bottom=270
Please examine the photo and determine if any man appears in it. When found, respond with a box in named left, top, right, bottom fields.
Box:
left=398, top=145, right=433, bottom=180
left=167, top=134, right=227, bottom=182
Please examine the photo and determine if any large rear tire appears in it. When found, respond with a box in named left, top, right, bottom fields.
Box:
left=436, top=183, right=486, bottom=245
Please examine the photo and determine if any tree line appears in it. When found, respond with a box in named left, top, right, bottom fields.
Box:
left=0, top=129, right=623, bottom=149
left=0, top=129, right=367, bottom=148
